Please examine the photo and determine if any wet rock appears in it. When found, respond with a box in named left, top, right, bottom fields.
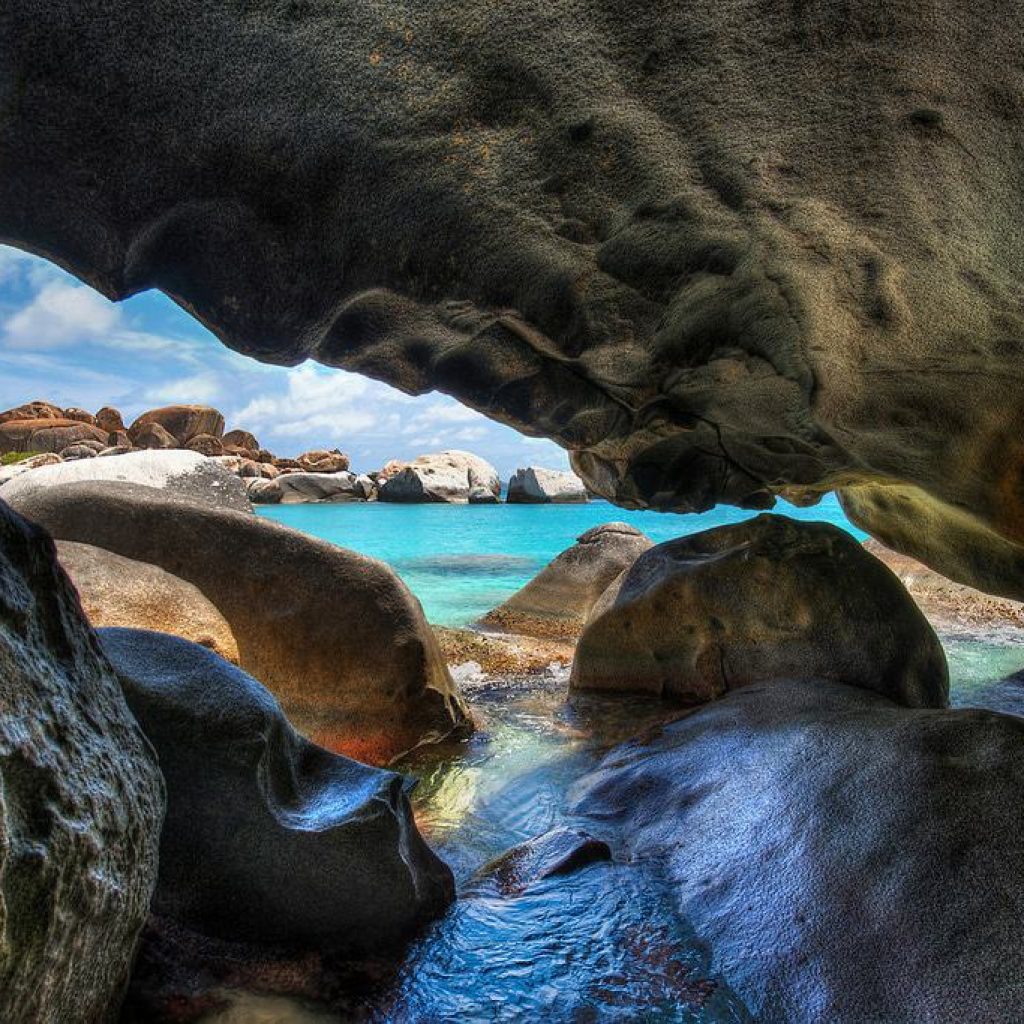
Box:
left=296, top=448, right=350, bottom=474
left=0, top=417, right=110, bottom=454
left=57, top=539, right=239, bottom=663
left=379, top=450, right=500, bottom=503
left=468, top=485, right=499, bottom=504
left=275, top=470, right=363, bottom=503
left=12, top=480, right=468, bottom=763
left=222, top=428, right=259, bottom=452
left=0, top=500, right=163, bottom=1022
left=571, top=514, right=948, bottom=708
left=507, top=467, right=587, bottom=504
left=480, top=828, right=612, bottom=896
left=185, top=432, right=224, bottom=457
left=128, top=405, right=225, bottom=446
left=483, top=522, right=652, bottom=638
left=99, top=628, right=454, bottom=951
left=0, top=449, right=252, bottom=513
left=572, top=678, right=1024, bottom=1023
left=96, top=406, right=125, bottom=434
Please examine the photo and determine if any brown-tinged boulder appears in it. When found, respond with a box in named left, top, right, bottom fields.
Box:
left=0, top=400, right=62, bottom=424
left=57, top=539, right=239, bottom=663
left=132, top=420, right=178, bottom=450
left=379, top=450, right=500, bottom=503
left=255, top=448, right=275, bottom=463
left=222, top=428, right=259, bottom=452
left=185, top=433, right=224, bottom=457
left=62, top=406, right=95, bottom=424
left=107, top=429, right=131, bottom=447
left=272, top=457, right=301, bottom=471
left=98, top=444, right=133, bottom=457
left=572, top=679, right=1024, bottom=1023
left=128, top=405, right=225, bottom=446
left=482, top=523, right=652, bottom=638
left=0, top=449, right=252, bottom=514
left=95, top=406, right=125, bottom=434
left=258, top=461, right=280, bottom=479
left=571, top=514, right=948, bottom=708
left=0, top=417, right=109, bottom=455
left=10, top=480, right=468, bottom=764
left=507, top=467, right=588, bottom=504
left=99, top=628, right=455, bottom=950
left=0, top=499, right=164, bottom=1022
left=296, top=448, right=350, bottom=474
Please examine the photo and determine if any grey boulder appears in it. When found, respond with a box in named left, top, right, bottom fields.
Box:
left=507, top=467, right=587, bottom=504
left=99, top=628, right=454, bottom=951
left=0, top=501, right=163, bottom=1022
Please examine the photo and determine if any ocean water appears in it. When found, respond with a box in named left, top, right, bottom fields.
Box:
left=258, top=494, right=866, bottom=626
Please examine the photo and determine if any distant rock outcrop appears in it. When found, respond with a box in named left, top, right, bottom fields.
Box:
left=0, top=417, right=109, bottom=454
left=507, top=467, right=587, bottom=504
left=379, top=450, right=500, bottom=503
left=0, top=500, right=163, bottom=1022
left=128, top=405, right=225, bottom=446
left=296, top=448, right=350, bottom=474
left=483, top=523, right=652, bottom=638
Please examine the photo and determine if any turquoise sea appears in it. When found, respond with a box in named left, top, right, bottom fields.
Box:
left=258, top=494, right=865, bottom=626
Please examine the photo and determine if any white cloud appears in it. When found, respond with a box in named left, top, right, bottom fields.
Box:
left=5, top=281, right=119, bottom=348
left=143, top=372, right=225, bottom=405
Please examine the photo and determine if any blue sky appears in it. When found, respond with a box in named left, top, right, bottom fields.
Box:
left=0, top=245, right=571, bottom=478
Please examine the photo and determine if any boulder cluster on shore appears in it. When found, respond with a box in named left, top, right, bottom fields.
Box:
left=0, top=400, right=589, bottom=505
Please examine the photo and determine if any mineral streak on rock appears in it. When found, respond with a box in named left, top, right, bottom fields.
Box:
left=0, top=2, right=1022, bottom=591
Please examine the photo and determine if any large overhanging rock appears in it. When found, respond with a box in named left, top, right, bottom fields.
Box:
left=9, top=480, right=468, bottom=764
left=1, top=2, right=1022, bottom=592
left=0, top=500, right=164, bottom=1021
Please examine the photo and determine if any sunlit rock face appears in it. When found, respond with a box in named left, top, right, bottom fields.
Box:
left=1, top=2, right=1022, bottom=591
left=0, top=500, right=164, bottom=1021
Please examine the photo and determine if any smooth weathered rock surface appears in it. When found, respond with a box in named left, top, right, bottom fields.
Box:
left=379, top=450, right=500, bottom=503
left=275, top=470, right=363, bottom=504
left=483, top=522, right=652, bottom=638
left=0, top=500, right=163, bottom=1022
left=57, top=540, right=239, bottom=663
left=0, top=451, right=61, bottom=485
left=12, top=481, right=468, bottom=764
left=0, top=417, right=109, bottom=454
left=95, top=406, right=125, bottom=434
left=507, top=467, right=587, bottom=504
left=99, top=628, right=454, bottom=950
left=0, top=401, right=62, bottom=424
left=572, top=514, right=948, bottom=707
left=0, top=449, right=252, bottom=513
left=3, top=1, right=1022, bottom=594
left=244, top=476, right=284, bottom=504
left=61, top=406, right=95, bottom=424
left=572, top=679, right=1024, bottom=1023
left=128, top=405, right=225, bottom=446
left=222, top=428, right=258, bottom=452
left=184, top=432, right=224, bottom=456
left=130, top=421, right=178, bottom=450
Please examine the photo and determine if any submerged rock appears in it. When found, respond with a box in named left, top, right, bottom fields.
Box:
left=507, top=467, right=587, bottom=504
left=12, top=480, right=468, bottom=763
left=0, top=500, right=163, bottom=1022
left=483, top=523, right=652, bottom=638
left=57, top=539, right=239, bottom=663
left=572, top=679, right=1024, bottom=1023
left=99, top=628, right=454, bottom=951
left=479, top=828, right=612, bottom=896
left=0, top=449, right=252, bottom=513
left=572, top=514, right=948, bottom=708
left=379, top=450, right=500, bottom=503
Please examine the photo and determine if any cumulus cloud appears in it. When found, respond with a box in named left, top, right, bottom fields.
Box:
left=5, top=281, right=119, bottom=348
